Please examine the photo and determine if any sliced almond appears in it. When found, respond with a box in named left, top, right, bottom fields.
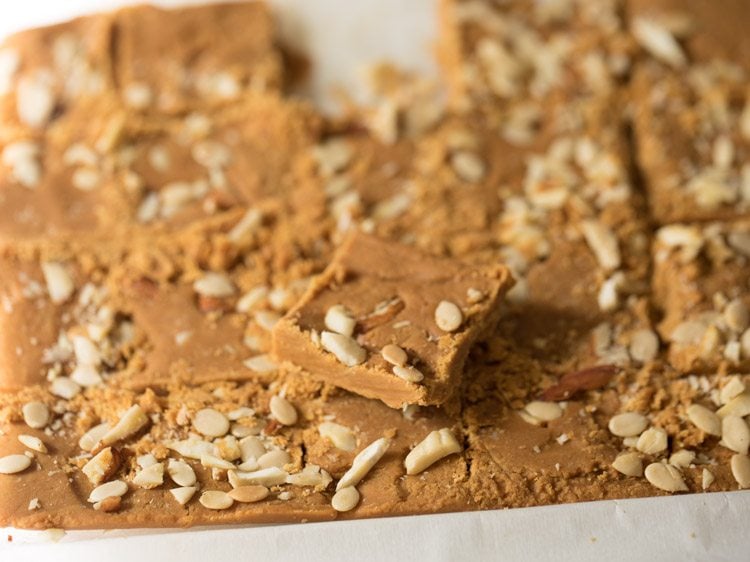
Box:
left=193, top=408, right=229, bottom=438
left=331, top=486, right=360, bottom=512
left=193, top=272, right=235, bottom=298
left=612, top=452, right=643, bottom=477
left=320, top=331, right=367, bottom=366
left=200, top=453, right=235, bottom=471
left=336, top=437, right=390, bottom=491
left=17, top=434, right=46, bottom=453
left=167, top=459, right=197, bottom=487
left=730, top=454, right=750, bottom=488
left=644, top=462, right=687, bottom=492
left=239, top=436, right=266, bottom=463
left=50, top=377, right=81, bottom=400
left=702, top=468, right=715, bottom=490
left=721, top=415, right=750, bottom=454
left=199, top=490, right=234, bottom=510
left=286, top=464, right=333, bottom=489
left=392, top=365, right=424, bottom=383
left=686, top=404, right=722, bottom=436
left=434, top=300, right=463, bottom=332
left=41, top=262, right=74, bottom=304
left=228, top=485, right=269, bottom=503
left=381, top=344, right=408, bottom=367
left=228, top=467, right=289, bottom=487
left=581, top=220, right=621, bottom=271
left=717, top=393, right=750, bottom=418
left=636, top=427, right=668, bottom=454
left=524, top=401, right=563, bottom=423
left=269, top=395, right=298, bottom=426
left=669, top=449, right=695, bottom=468
left=22, top=402, right=50, bottom=429
left=608, top=412, right=648, bottom=437
left=88, top=480, right=128, bottom=503
left=0, top=454, right=32, bottom=475
left=79, top=423, right=110, bottom=452
left=170, top=486, right=196, bottom=506
left=325, top=305, right=356, bottom=337
left=404, top=428, right=462, bottom=475
left=318, top=422, right=357, bottom=452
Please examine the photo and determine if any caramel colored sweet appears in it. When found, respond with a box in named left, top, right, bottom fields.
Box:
left=272, top=231, right=513, bottom=408
left=1, top=0, right=750, bottom=532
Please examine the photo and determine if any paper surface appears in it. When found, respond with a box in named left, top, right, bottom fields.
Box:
left=0, top=1, right=747, bottom=560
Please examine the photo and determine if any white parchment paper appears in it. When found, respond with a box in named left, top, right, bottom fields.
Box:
left=0, top=1, right=746, bottom=560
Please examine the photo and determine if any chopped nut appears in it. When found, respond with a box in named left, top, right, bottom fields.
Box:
left=99, top=405, right=148, bottom=447
left=170, top=486, right=196, bottom=506
left=720, top=377, right=746, bottom=405
left=193, top=272, right=235, bottom=298
left=632, top=17, right=687, bottom=68
left=133, top=463, right=164, bottom=489
left=228, top=467, right=289, bottom=487
left=228, top=485, right=269, bottom=503
left=79, top=423, right=110, bottom=452
left=636, top=427, right=668, bottom=455
left=320, top=331, right=367, bottom=366
left=325, top=305, right=356, bottom=337
left=167, top=459, right=197, bottom=487
left=450, top=150, right=486, bottom=183
left=257, top=450, right=292, bottom=470
left=381, top=344, right=408, bottom=367
left=239, top=436, right=266, bottom=463
left=199, top=490, right=234, bottom=510
left=286, top=464, right=332, bottom=489
left=269, top=395, right=298, bottom=426
left=193, top=408, right=230, bottom=438
left=228, top=208, right=263, bottom=242
left=22, top=401, right=50, bottom=429
left=612, top=452, right=643, bottom=477
left=16, top=73, right=54, bottom=128
left=88, top=480, right=128, bottom=503
left=94, top=495, right=122, bottom=513
left=608, top=412, right=648, bottom=438
left=686, top=404, right=722, bottom=436
left=331, top=486, right=360, bottom=512
left=82, top=447, right=120, bottom=485
left=404, top=428, right=462, bottom=475
left=0, top=454, right=32, bottom=475
left=581, top=220, right=621, bottom=271
left=644, top=463, right=687, bottom=493
left=724, top=299, right=750, bottom=333
left=524, top=401, right=563, bottom=423
left=200, top=453, right=235, bottom=471
left=244, top=354, right=277, bottom=373
left=392, top=365, right=424, bottom=383
left=721, top=415, right=750, bottom=454
left=730, top=454, right=750, bottom=488
left=318, top=422, right=357, bottom=452
left=702, top=468, right=715, bottom=490
left=336, top=437, right=390, bottom=491
left=41, top=262, right=75, bottom=304
left=669, top=450, right=695, bottom=468
left=629, top=329, right=660, bottom=363
left=434, top=300, right=463, bottom=332
left=50, top=377, right=81, bottom=400
left=717, top=393, right=750, bottom=418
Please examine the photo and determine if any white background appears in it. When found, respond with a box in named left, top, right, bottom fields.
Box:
left=0, top=1, right=748, bottom=560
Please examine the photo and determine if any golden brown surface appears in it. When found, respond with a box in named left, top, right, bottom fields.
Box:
left=1, top=0, right=750, bottom=531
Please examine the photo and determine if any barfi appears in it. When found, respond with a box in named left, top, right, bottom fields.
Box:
left=629, top=0, right=750, bottom=223
left=114, top=3, right=284, bottom=115
left=652, top=221, right=750, bottom=373
left=272, top=230, right=514, bottom=408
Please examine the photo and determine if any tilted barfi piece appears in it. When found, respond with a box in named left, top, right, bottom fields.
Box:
left=272, top=230, right=514, bottom=408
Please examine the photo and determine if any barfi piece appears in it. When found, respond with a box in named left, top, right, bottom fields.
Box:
left=113, top=96, right=323, bottom=231
left=410, top=101, right=655, bottom=373
left=438, top=0, right=632, bottom=114
left=114, top=3, right=283, bottom=115
left=0, top=14, right=116, bottom=139
left=629, top=0, right=750, bottom=223
left=0, top=130, right=129, bottom=244
left=0, top=373, right=468, bottom=528
left=272, top=231, right=514, bottom=409
left=653, top=221, right=750, bottom=373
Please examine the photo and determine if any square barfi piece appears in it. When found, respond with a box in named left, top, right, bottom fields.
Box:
left=0, top=14, right=117, bottom=139
left=629, top=0, right=750, bottom=223
left=272, top=231, right=514, bottom=409
left=653, top=220, right=750, bottom=373
left=438, top=0, right=632, bottom=114
left=114, top=2, right=283, bottom=115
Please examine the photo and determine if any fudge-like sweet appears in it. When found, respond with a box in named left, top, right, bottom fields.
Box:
left=0, top=14, right=116, bottom=140
left=652, top=221, right=750, bottom=373
left=629, top=0, right=750, bottom=223
left=114, top=2, right=283, bottom=115
left=272, top=231, right=514, bottom=408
